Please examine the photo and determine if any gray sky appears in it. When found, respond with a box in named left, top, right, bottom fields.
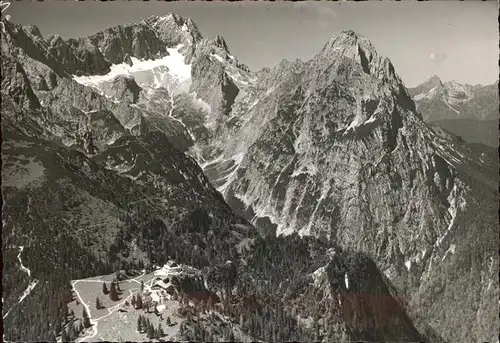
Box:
left=7, top=1, right=498, bottom=87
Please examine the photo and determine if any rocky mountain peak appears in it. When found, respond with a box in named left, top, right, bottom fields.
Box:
left=329, top=29, right=373, bottom=47
left=312, top=29, right=404, bottom=91
left=22, top=24, right=43, bottom=39
left=144, top=13, right=203, bottom=47
left=425, top=75, right=445, bottom=88
left=407, top=75, right=445, bottom=101
left=46, top=33, right=64, bottom=46
left=427, top=74, right=443, bottom=85
left=321, top=30, right=378, bottom=59
left=210, top=35, right=230, bottom=53
left=416, top=75, right=441, bottom=89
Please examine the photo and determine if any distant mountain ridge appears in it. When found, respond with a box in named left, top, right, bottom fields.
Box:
left=408, top=75, right=499, bottom=121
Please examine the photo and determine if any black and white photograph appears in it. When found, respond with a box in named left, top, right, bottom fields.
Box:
left=1, top=1, right=498, bottom=342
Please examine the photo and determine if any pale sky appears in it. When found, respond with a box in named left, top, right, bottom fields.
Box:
left=7, top=0, right=499, bottom=87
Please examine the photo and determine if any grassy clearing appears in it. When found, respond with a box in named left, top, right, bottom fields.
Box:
left=95, top=301, right=181, bottom=342
left=70, top=272, right=182, bottom=342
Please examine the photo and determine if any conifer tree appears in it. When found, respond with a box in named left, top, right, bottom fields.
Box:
left=54, top=321, right=62, bottom=335
left=141, top=280, right=145, bottom=292
left=131, top=294, right=136, bottom=307
left=166, top=316, right=172, bottom=326
left=157, top=323, right=165, bottom=337
left=67, top=322, right=77, bottom=341
left=61, top=328, right=69, bottom=343
left=95, top=297, right=102, bottom=309
left=109, top=282, right=119, bottom=301
left=82, top=308, right=91, bottom=328
left=136, top=294, right=143, bottom=309
left=146, top=322, right=155, bottom=339
left=102, top=282, right=109, bottom=295
left=49, top=330, right=57, bottom=343
left=137, top=315, right=143, bottom=333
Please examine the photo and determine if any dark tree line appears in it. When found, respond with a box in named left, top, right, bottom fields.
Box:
left=136, top=314, right=164, bottom=339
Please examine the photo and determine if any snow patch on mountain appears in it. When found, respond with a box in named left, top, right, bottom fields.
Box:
left=444, top=101, right=460, bottom=114
left=73, top=45, right=192, bottom=92
left=225, top=67, right=256, bottom=87
left=210, top=53, right=225, bottom=63
left=311, top=266, right=328, bottom=288
left=404, top=249, right=427, bottom=271
left=105, top=158, right=136, bottom=174
left=346, top=115, right=364, bottom=131
left=413, top=86, right=438, bottom=101
left=232, top=192, right=253, bottom=209
left=436, top=183, right=466, bottom=249
left=190, top=92, right=212, bottom=114
left=106, top=134, right=121, bottom=146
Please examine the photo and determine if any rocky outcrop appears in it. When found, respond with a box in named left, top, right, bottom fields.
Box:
left=190, top=54, right=239, bottom=117
left=64, top=36, right=111, bottom=75
left=1, top=56, right=41, bottom=110
left=109, top=75, right=143, bottom=104
left=87, top=23, right=168, bottom=65
left=144, top=14, right=202, bottom=58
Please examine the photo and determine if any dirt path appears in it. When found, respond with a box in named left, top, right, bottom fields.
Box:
left=73, top=272, right=147, bottom=342
left=3, top=246, right=39, bottom=320
left=72, top=280, right=98, bottom=343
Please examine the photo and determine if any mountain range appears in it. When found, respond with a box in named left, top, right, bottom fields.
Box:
left=408, top=76, right=498, bottom=148
left=1, top=14, right=498, bottom=343
left=408, top=75, right=499, bottom=122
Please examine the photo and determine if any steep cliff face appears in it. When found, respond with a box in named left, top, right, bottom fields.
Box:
left=195, top=30, right=497, bottom=342
left=221, top=31, right=461, bottom=254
